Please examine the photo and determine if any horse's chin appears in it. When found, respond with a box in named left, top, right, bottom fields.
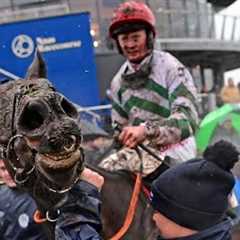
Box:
left=36, top=149, right=81, bottom=169
left=35, top=149, right=81, bottom=188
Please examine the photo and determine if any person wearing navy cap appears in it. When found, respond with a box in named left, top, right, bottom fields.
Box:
left=150, top=140, right=239, bottom=240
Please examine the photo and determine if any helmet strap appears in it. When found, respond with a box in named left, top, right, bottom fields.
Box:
left=146, top=31, right=154, bottom=50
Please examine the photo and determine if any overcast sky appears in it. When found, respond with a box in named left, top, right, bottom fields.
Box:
left=220, top=0, right=240, bottom=16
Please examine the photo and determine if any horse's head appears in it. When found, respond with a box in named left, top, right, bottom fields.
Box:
left=0, top=51, right=84, bottom=209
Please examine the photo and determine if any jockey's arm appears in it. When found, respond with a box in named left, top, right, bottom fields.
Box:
left=141, top=66, right=199, bottom=147
left=111, top=67, right=198, bottom=149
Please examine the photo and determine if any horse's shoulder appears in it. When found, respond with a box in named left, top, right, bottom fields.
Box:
left=87, top=165, right=134, bottom=183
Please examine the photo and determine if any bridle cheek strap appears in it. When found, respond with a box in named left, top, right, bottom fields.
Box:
left=6, top=134, right=36, bottom=186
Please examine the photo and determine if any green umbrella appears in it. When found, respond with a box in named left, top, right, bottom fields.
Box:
left=196, top=104, right=240, bottom=152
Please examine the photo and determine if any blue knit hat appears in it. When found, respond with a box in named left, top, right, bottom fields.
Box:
left=150, top=140, right=239, bottom=231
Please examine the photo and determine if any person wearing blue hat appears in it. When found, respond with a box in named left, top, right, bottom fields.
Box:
left=150, top=140, right=239, bottom=240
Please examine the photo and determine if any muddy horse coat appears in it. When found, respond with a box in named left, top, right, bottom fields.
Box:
left=0, top=52, right=84, bottom=239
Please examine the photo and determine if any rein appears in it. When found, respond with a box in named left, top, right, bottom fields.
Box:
left=107, top=123, right=173, bottom=239
left=110, top=147, right=143, bottom=240
left=110, top=172, right=142, bottom=240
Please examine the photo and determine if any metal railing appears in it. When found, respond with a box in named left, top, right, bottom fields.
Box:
left=94, top=11, right=240, bottom=50
left=76, top=104, right=112, bottom=133
left=0, top=4, right=70, bottom=24
left=154, top=10, right=240, bottom=41
left=215, top=14, right=240, bottom=41
left=0, top=68, right=19, bottom=80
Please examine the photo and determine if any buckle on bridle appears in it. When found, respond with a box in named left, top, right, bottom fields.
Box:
left=46, top=209, right=61, bottom=222
left=34, top=209, right=61, bottom=224
left=14, top=165, right=36, bottom=185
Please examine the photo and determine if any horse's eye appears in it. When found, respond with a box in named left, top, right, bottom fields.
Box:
left=60, top=97, right=78, bottom=119
left=18, top=101, right=49, bottom=131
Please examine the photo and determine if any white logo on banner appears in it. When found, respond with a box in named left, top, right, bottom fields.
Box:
left=36, top=37, right=81, bottom=52
left=12, top=35, right=34, bottom=58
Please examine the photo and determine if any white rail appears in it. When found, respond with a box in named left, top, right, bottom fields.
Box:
left=0, top=4, right=70, bottom=24
left=0, top=68, right=19, bottom=80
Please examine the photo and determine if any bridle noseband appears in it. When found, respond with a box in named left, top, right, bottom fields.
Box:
left=3, top=91, right=84, bottom=194
left=1, top=90, right=85, bottom=224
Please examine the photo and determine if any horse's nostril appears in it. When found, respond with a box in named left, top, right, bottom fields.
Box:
left=64, top=135, right=76, bottom=152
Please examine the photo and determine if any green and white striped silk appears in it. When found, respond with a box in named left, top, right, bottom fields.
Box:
left=110, top=50, right=199, bottom=146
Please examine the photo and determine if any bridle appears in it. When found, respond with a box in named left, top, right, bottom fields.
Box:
left=4, top=91, right=37, bottom=186
left=3, top=90, right=84, bottom=194
left=6, top=133, right=84, bottom=194
left=1, top=89, right=85, bottom=225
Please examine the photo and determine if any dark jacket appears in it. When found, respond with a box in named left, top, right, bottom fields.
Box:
left=0, top=180, right=102, bottom=240
left=55, top=180, right=103, bottom=240
left=0, top=184, right=47, bottom=240
left=157, top=219, right=232, bottom=240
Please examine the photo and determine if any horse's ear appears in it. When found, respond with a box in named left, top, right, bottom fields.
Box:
left=25, top=50, right=47, bottom=80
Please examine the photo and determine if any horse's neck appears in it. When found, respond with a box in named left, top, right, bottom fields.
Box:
left=93, top=166, right=154, bottom=237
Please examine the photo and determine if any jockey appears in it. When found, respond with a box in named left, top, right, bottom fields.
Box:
left=150, top=140, right=238, bottom=239
left=100, top=1, right=199, bottom=176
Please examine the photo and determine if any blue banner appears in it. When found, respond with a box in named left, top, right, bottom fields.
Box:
left=0, top=13, right=100, bottom=106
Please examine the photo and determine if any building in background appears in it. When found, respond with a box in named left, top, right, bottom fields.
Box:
left=0, top=0, right=239, bottom=114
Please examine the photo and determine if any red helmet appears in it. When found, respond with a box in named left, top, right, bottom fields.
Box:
left=109, top=1, right=156, bottom=39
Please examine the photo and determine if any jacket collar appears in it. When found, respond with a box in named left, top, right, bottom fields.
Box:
left=157, top=219, right=232, bottom=240
left=125, top=52, right=153, bottom=73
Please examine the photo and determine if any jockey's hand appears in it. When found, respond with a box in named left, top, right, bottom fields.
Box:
left=119, top=125, right=146, bottom=148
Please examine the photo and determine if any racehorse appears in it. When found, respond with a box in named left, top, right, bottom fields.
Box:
left=2, top=51, right=239, bottom=240
left=0, top=51, right=84, bottom=239
left=0, top=51, right=158, bottom=239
